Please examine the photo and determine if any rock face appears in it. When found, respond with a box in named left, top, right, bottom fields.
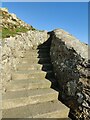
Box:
left=50, top=29, right=90, bottom=119
left=1, top=8, right=33, bottom=30
left=0, top=8, right=35, bottom=38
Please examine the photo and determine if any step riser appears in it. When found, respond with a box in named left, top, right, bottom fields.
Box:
left=2, top=93, right=58, bottom=109
left=37, top=46, right=50, bottom=49
left=25, top=53, right=50, bottom=58
left=2, top=100, right=69, bottom=118
left=11, top=78, right=49, bottom=81
left=34, top=110, right=69, bottom=118
left=17, top=65, right=52, bottom=71
left=20, top=58, right=51, bottom=64
left=25, top=49, right=50, bottom=53
left=6, top=82, right=51, bottom=92
left=12, top=72, right=53, bottom=80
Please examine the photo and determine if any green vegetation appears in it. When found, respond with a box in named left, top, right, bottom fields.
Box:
left=1, top=8, right=36, bottom=38
left=2, top=27, right=31, bottom=38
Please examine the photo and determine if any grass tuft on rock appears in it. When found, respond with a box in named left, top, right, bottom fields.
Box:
left=2, top=26, right=36, bottom=38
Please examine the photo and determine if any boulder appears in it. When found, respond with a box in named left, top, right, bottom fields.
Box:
left=50, top=29, right=90, bottom=119
left=0, top=8, right=8, bottom=13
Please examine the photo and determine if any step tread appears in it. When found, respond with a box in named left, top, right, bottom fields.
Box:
left=18, top=63, right=52, bottom=66
left=14, top=70, right=52, bottom=73
left=17, top=63, right=52, bottom=68
left=20, top=56, right=50, bottom=61
left=10, top=77, right=55, bottom=82
left=24, top=49, right=50, bottom=53
left=12, top=70, right=53, bottom=80
left=6, top=79, right=51, bottom=91
left=20, top=57, right=51, bottom=64
left=3, top=88, right=57, bottom=100
left=24, top=52, right=50, bottom=58
left=37, top=45, right=50, bottom=49
left=20, top=57, right=50, bottom=60
left=8, top=78, right=51, bottom=84
left=24, top=51, right=50, bottom=55
left=17, top=63, right=52, bottom=71
left=2, top=100, right=69, bottom=118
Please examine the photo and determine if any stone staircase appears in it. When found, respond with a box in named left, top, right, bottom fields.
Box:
left=2, top=41, right=69, bottom=118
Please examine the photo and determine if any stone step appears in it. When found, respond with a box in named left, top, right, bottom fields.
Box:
left=12, top=70, right=53, bottom=80
left=25, top=48, right=50, bottom=53
left=37, top=45, right=50, bottom=49
left=2, top=100, right=69, bottom=118
left=2, top=88, right=58, bottom=109
left=16, top=63, right=52, bottom=71
left=5, top=79, right=51, bottom=91
left=34, top=109, right=69, bottom=118
left=10, top=77, right=55, bottom=82
left=24, top=52, right=50, bottom=58
left=20, top=57, right=51, bottom=64
left=24, top=49, right=50, bottom=53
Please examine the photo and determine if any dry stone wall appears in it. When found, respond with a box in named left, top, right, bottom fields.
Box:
left=50, top=29, right=90, bottom=120
left=1, top=30, right=49, bottom=92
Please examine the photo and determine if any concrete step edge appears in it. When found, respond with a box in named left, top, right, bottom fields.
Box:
left=6, top=80, right=51, bottom=92
left=34, top=110, right=69, bottom=118
left=2, top=90, right=58, bottom=109
left=2, top=100, right=69, bottom=118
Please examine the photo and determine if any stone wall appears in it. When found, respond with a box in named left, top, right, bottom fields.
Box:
left=50, top=29, right=90, bottom=119
left=1, top=30, right=49, bottom=92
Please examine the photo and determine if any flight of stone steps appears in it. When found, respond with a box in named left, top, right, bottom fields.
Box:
left=2, top=41, right=69, bottom=118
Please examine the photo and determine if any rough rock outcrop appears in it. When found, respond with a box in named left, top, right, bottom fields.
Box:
left=0, top=8, right=33, bottom=30
left=0, top=8, right=36, bottom=38
left=1, top=30, right=49, bottom=92
left=50, top=29, right=90, bottom=119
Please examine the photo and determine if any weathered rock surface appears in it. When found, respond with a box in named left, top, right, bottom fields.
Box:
left=50, top=29, right=90, bottom=119
left=0, top=8, right=33, bottom=30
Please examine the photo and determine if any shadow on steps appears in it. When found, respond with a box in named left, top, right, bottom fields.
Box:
left=37, top=38, right=70, bottom=118
left=37, top=37, right=59, bottom=91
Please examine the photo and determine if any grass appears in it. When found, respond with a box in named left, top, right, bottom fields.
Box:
left=2, top=26, right=36, bottom=38
left=1, top=8, right=36, bottom=38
